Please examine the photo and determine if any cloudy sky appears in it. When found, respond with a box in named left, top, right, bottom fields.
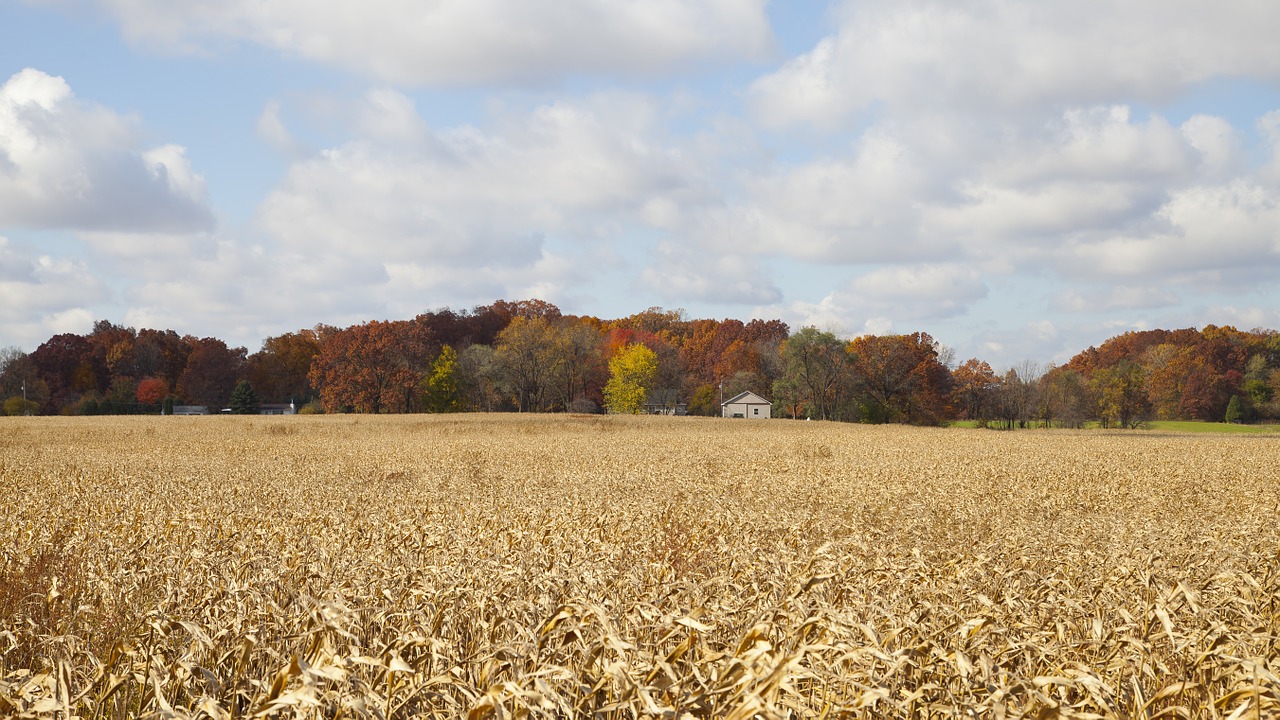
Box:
left=2, top=1, right=1279, bottom=368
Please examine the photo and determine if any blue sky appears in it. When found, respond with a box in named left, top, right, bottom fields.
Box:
left=2, top=0, right=1279, bottom=370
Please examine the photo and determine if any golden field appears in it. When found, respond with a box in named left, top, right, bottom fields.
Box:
left=1, top=415, right=1278, bottom=719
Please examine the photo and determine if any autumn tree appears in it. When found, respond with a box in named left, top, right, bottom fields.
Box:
left=136, top=377, right=169, bottom=408
left=247, top=329, right=321, bottom=404
left=778, top=328, right=849, bottom=421
left=1040, top=366, right=1091, bottom=428
left=133, top=328, right=192, bottom=390
left=30, top=333, right=104, bottom=413
left=847, top=333, right=953, bottom=425
left=308, top=320, right=430, bottom=413
left=548, top=321, right=605, bottom=412
left=421, top=345, right=462, bottom=413
left=991, top=361, right=1042, bottom=429
left=951, top=358, right=999, bottom=424
left=176, top=337, right=246, bottom=409
left=0, top=346, right=47, bottom=413
left=1091, top=359, right=1149, bottom=428
left=494, top=316, right=561, bottom=412
left=604, top=343, right=657, bottom=414
left=455, top=344, right=507, bottom=412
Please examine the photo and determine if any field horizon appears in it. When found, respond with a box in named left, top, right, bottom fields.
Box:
left=3, top=414, right=1278, bottom=718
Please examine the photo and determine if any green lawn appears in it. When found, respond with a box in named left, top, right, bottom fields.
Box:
left=1145, top=420, right=1280, bottom=435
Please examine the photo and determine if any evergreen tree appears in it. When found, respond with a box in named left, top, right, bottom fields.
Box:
left=1224, top=394, right=1243, bottom=424
left=230, top=380, right=260, bottom=414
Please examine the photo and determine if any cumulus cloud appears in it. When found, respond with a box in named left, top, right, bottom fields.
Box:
left=0, top=69, right=215, bottom=233
left=1054, top=286, right=1181, bottom=314
left=254, top=90, right=721, bottom=311
left=78, top=0, right=773, bottom=85
left=846, top=264, right=987, bottom=320
left=1060, top=182, right=1280, bottom=285
left=0, top=236, right=103, bottom=347
left=639, top=242, right=781, bottom=305
left=750, top=0, right=1280, bottom=126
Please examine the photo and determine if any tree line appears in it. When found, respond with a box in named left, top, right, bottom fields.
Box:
left=2, top=300, right=1278, bottom=426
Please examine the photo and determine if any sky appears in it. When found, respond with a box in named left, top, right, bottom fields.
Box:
left=2, top=0, right=1279, bottom=370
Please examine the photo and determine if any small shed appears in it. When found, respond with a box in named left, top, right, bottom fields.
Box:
left=722, top=391, right=772, bottom=419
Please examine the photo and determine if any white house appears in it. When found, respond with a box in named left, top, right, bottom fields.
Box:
left=722, top=391, right=772, bottom=419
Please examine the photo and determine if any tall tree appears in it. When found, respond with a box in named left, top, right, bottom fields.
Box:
left=778, top=327, right=848, bottom=421
left=421, top=345, right=462, bottom=413
left=604, top=343, right=657, bottom=415
left=951, top=358, right=999, bottom=423
left=1091, top=359, right=1149, bottom=428
left=1040, top=366, right=1091, bottom=428
left=848, top=333, right=953, bottom=425
left=30, top=333, right=103, bottom=412
left=177, top=337, right=246, bottom=408
left=308, top=320, right=430, bottom=413
left=548, top=321, right=605, bottom=412
left=247, top=329, right=322, bottom=404
left=494, top=316, right=559, bottom=412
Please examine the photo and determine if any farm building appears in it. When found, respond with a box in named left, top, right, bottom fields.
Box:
left=722, top=391, right=772, bottom=419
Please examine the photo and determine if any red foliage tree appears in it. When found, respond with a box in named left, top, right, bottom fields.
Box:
left=247, top=329, right=322, bottom=403
left=30, top=333, right=103, bottom=413
left=135, top=377, right=169, bottom=406
left=176, top=337, right=246, bottom=408
left=951, top=358, right=999, bottom=421
left=848, top=332, right=953, bottom=425
left=309, top=320, right=431, bottom=413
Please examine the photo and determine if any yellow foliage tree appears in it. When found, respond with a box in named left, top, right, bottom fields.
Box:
left=603, top=343, right=657, bottom=414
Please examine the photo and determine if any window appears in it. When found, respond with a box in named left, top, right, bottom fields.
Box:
left=753, top=408, right=759, bottom=416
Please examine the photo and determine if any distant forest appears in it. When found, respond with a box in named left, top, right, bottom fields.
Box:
left=3, top=299, right=1278, bottom=426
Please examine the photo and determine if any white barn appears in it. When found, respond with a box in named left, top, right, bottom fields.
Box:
left=722, top=391, right=772, bottom=419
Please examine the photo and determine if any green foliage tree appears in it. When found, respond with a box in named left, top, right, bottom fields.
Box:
left=603, top=344, right=657, bottom=414
left=778, top=327, right=848, bottom=421
left=1091, top=359, right=1148, bottom=428
left=4, top=396, right=39, bottom=416
left=494, top=316, right=558, bottom=412
left=229, top=380, right=260, bottom=414
left=686, top=383, right=718, bottom=416
left=421, top=345, right=461, bottom=413
left=1224, top=394, right=1243, bottom=424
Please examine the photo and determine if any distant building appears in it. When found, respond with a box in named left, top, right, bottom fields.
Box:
left=171, top=405, right=209, bottom=415
left=643, top=402, right=687, bottom=416
left=722, top=391, right=772, bottom=419
left=259, top=402, right=297, bottom=415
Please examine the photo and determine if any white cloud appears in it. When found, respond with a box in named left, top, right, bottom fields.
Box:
left=82, top=0, right=773, bottom=85
left=1061, top=182, right=1280, bottom=284
left=750, top=0, right=1280, bottom=126
left=847, top=264, right=987, bottom=320
left=0, top=236, right=104, bottom=348
left=639, top=242, right=781, bottom=305
left=257, top=91, right=713, bottom=309
left=0, top=69, right=215, bottom=233
left=1054, top=286, right=1181, bottom=313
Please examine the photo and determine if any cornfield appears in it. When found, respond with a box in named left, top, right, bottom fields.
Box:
left=2, top=414, right=1278, bottom=719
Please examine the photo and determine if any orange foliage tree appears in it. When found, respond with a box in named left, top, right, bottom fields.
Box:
left=309, top=320, right=431, bottom=413
left=847, top=333, right=953, bottom=425
left=135, top=377, right=169, bottom=406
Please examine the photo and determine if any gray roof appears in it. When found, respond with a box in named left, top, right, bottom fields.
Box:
left=722, top=391, right=771, bottom=406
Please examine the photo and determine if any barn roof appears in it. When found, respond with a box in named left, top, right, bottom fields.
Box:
left=722, top=391, right=771, bottom=406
